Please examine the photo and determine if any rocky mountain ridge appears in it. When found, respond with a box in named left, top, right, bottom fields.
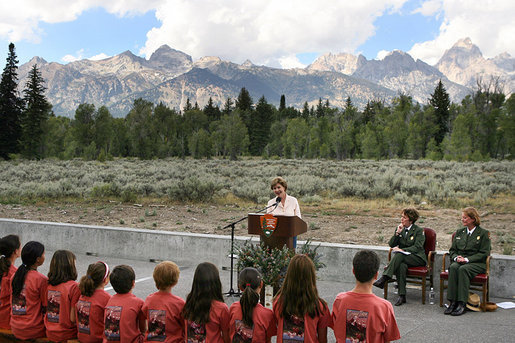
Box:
left=16, top=39, right=513, bottom=117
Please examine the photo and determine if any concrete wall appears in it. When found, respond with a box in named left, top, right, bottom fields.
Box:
left=1, top=218, right=513, bottom=299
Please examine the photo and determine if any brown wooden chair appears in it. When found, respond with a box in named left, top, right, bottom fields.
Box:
left=439, top=232, right=491, bottom=311
left=384, top=227, right=436, bottom=304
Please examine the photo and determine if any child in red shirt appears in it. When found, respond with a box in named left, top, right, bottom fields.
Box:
left=103, top=265, right=145, bottom=343
left=273, top=254, right=332, bottom=343
left=331, top=250, right=400, bottom=343
left=142, top=261, right=185, bottom=343
left=0, top=234, right=21, bottom=329
left=182, top=262, right=230, bottom=343
left=44, top=250, right=81, bottom=341
left=10, top=241, right=47, bottom=340
left=77, top=261, right=111, bottom=343
left=229, top=267, right=276, bottom=343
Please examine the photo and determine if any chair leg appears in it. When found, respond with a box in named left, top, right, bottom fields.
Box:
left=384, top=280, right=388, bottom=300
left=482, top=284, right=487, bottom=312
left=421, top=276, right=426, bottom=304
left=439, top=279, right=444, bottom=307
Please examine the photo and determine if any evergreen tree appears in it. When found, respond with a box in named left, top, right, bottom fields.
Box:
left=249, top=96, right=273, bottom=155
left=235, top=87, right=253, bottom=112
left=20, top=64, right=52, bottom=159
left=429, top=80, right=451, bottom=147
left=204, top=97, right=221, bottom=121
left=0, top=43, right=23, bottom=158
left=279, top=94, right=286, bottom=112
left=183, top=98, right=192, bottom=112
left=223, top=97, right=234, bottom=114
left=72, top=103, right=96, bottom=157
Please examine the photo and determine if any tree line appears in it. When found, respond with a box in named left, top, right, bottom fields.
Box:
left=1, top=43, right=514, bottom=161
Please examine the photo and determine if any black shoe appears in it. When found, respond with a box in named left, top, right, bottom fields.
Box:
left=451, top=302, right=466, bottom=316
left=444, top=301, right=456, bottom=315
left=373, top=275, right=390, bottom=289
left=394, top=295, right=406, bottom=306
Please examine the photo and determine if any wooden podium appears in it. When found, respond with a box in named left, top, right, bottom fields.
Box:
left=248, top=214, right=307, bottom=250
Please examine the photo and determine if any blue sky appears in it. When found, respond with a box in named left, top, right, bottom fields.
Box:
left=1, top=1, right=513, bottom=68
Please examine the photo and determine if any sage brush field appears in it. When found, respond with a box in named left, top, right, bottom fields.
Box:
left=0, top=158, right=513, bottom=208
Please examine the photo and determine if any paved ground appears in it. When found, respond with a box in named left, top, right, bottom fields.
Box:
left=36, top=250, right=515, bottom=343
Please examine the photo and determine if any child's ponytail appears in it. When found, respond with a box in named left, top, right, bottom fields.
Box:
left=79, top=261, right=109, bottom=297
left=239, top=267, right=262, bottom=327
left=12, top=241, right=45, bottom=296
left=0, top=235, right=20, bottom=283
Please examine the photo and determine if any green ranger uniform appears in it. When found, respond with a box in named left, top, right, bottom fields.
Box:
left=384, top=224, right=427, bottom=296
left=447, top=225, right=491, bottom=303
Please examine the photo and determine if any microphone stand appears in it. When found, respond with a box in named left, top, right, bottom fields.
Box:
left=223, top=200, right=280, bottom=297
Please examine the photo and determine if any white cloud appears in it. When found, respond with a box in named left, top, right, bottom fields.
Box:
left=61, top=48, right=84, bottom=63
left=409, top=0, right=515, bottom=65
left=0, top=1, right=161, bottom=42
left=376, top=50, right=390, bottom=60
left=278, top=55, right=306, bottom=69
left=138, top=0, right=409, bottom=65
left=411, top=0, right=443, bottom=16
left=88, top=53, right=110, bottom=61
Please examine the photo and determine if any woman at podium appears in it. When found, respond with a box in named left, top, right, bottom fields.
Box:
left=266, top=177, right=302, bottom=248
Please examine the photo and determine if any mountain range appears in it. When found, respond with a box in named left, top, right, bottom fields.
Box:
left=16, top=38, right=515, bottom=117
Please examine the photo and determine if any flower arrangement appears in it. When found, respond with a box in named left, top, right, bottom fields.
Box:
left=235, top=239, right=325, bottom=288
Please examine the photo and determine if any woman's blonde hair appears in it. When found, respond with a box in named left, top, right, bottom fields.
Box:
left=463, top=207, right=481, bottom=225
left=271, top=177, right=287, bottom=191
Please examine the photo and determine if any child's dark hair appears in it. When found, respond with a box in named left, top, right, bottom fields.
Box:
left=11, top=241, right=45, bottom=296
left=48, top=250, right=77, bottom=286
left=238, top=267, right=261, bottom=327
left=353, top=250, right=380, bottom=283
left=274, top=254, right=327, bottom=319
left=0, top=235, right=20, bottom=283
left=182, top=262, right=223, bottom=325
left=79, top=261, right=110, bottom=297
left=110, top=265, right=135, bottom=294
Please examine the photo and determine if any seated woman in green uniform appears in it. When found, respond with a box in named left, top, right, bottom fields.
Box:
left=444, top=207, right=491, bottom=316
left=373, top=208, right=426, bottom=306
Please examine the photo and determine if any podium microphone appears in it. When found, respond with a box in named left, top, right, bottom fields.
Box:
left=276, top=196, right=281, bottom=203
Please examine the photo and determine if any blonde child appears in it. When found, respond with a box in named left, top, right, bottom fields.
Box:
left=10, top=241, right=47, bottom=340
left=143, top=261, right=185, bottom=342
left=273, top=254, right=331, bottom=343
left=181, top=262, right=230, bottom=343
left=77, top=261, right=111, bottom=343
left=229, top=267, right=276, bottom=342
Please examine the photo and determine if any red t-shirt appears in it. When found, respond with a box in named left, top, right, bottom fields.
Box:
left=45, top=280, right=81, bottom=341
left=77, top=289, right=112, bottom=343
left=0, top=264, right=17, bottom=329
left=184, top=300, right=230, bottom=343
left=142, top=291, right=185, bottom=343
left=9, top=270, right=48, bottom=340
left=273, top=299, right=332, bottom=343
left=331, top=291, right=401, bottom=343
left=103, top=292, right=145, bottom=343
left=229, top=301, right=277, bottom=342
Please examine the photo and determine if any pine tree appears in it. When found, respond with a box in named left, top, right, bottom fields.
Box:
left=429, top=80, right=451, bottom=147
left=20, top=64, right=52, bottom=159
left=0, top=43, right=23, bottom=159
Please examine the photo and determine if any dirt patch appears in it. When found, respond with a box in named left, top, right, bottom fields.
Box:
left=0, top=201, right=513, bottom=255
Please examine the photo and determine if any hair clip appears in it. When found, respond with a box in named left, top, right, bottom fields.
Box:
left=97, top=261, right=109, bottom=281
left=246, top=283, right=251, bottom=287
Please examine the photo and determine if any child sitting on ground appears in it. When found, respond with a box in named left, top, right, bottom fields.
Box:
left=142, top=261, right=185, bottom=342
left=77, top=261, right=111, bottom=343
left=103, top=265, right=146, bottom=342
left=181, top=262, right=230, bottom=343
left=273, top=254, right=331, bottom=343
left=0, top=234, right=21, bottom=329
left=229, top=267, right=276, bottom=343
left=331, top=250, right=400, bottom=343
left=45, top=250, right=81, bottom=342
left=10, top=241, right=47, bottom=340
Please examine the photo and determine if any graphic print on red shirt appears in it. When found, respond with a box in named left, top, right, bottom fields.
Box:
left=104, top=306, right=122, bottom=341
left=187, top=321, right=206, bottom=343
left=77, top=299, right=92, bottom=334
left=47, top=290, right=61, bottom=323
left=12, top=286, right=27, bottom=315
left=346, top=310, right=368, bottom=343
left=282, top=314, right=304, bottom=342
left=147, top=309, right=166, bottom=341
left=233, top=320, right=253, bottom=343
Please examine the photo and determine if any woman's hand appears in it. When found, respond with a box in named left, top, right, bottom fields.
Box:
left=392, top=246, right=404, bottom=253
left=395, top=224, right=403, bottom=236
